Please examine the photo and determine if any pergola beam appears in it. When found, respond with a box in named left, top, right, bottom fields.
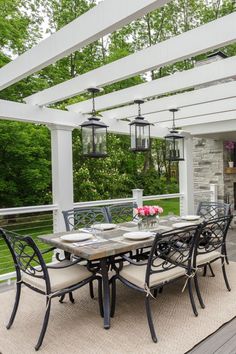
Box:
left=26, top=12, right=236, bottom=106
left=101, top=80, right=236, bottom=120
left=0, top=99, right=80, bottom=126
left=68, top=55, right=236, bottom=114
left=0, top=0, right=169, bottom=91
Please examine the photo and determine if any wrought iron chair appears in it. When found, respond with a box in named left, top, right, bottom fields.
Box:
left=196, top=201, right=231, bottom=267
left=62, top=206, right=109, bottom=231
left=62, top=206, right=109, bottom=300
left=196, top=201, right=230, bottom=220
left=105, top=202, right=138, bottom=223
left=0, top=228, right=103, bottom=351
left=193, top=215, right=233, bottom=310
left=110, top=224, right=203, bottom=343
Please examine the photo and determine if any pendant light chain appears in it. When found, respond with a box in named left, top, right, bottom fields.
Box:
left=92, top=91, right=96, bottom=116
left=172, top=110, right=176, bottom=130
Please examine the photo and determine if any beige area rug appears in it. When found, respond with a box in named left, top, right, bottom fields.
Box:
left=1, top=262, right=236, bottom=354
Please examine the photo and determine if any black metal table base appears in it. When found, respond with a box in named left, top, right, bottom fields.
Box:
left=100, top=258, right=110, bottom=329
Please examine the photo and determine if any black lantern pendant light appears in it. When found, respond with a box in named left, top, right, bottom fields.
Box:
left=165, top=108, right=184, bottom=161
left=80, top=87, right=108, bottom=158
left=129, top=99, right=151, bottom=152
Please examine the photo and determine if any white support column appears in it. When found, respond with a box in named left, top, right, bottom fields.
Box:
left=49, top=125, right=74, bottom=232
left=179, top=133, right=194, bottom=216
left=210, top=184, right=218, bottom=203
left=132, top=189, right=143, bottom=207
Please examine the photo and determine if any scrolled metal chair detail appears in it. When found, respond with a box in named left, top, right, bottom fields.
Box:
left=193, top=215, right=233, bottom=310
left=62, top=206, right=109, bottom=231
left=110, top=224, right=203, bottom=343
left=105, top=202, right=137, bottom=224
left=0, top=229, right=103, bottom=351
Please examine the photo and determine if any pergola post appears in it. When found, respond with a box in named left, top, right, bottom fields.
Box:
left=179, top=133, right=194, bottom=215
left=49, top=125, right=74, bottom=232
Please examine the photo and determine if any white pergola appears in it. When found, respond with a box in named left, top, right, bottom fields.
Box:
left=0, top=0, right=236, bottom=232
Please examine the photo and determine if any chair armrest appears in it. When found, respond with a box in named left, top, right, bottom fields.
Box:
left=41, top=247, right=56, bottom=255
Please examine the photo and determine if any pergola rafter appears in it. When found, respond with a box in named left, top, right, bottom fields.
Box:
left=67, top=55, right=236, bottom=114
left=25, top=12, right=236, bottom=106
left=99, top=80, right=236, bottom=121
left=0, top=0, right=169, bottom=91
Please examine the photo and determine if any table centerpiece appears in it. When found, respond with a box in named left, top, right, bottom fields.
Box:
left=135, top=205, right=163, bottom=230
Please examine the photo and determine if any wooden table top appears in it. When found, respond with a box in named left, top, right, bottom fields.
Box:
left=38, top=217, right=200, bottom=261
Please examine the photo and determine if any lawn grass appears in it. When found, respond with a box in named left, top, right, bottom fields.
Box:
left=143, top=198, right=180, bottom=216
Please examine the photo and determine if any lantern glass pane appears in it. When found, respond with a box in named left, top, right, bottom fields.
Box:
left=166, top=136, right=184, bottom=160
left=136, top=125, right=149, bottom=150
left=130, top=125, right=136, bottom=149
left=94, top=126, right=107, bottom=154
left=82, top=126, right=93, bottom=155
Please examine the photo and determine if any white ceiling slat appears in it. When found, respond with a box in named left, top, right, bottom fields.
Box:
left=186, top=119, right=236, bottom=136
left=0, top=0, right=168, bottom=91
left=152, top=98, right=236, bottom=126
left=26, top=12, right=236, bottom=106
left=101, top=80, right=236, bottom=120
left=0, top=99, right=80, bottom=126
left=69, top=55, right=236, bottom=114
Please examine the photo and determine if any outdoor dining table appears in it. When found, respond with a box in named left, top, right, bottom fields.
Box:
left=38, top=216, right=201, bottom=329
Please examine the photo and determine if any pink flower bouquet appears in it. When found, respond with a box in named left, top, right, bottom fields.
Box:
left=136, top=205, right=163, bottom=217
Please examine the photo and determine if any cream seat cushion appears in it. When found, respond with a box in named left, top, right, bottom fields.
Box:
left=22, top=262, right=93, bottom=293
left=197, top=251, right=221, bottom=266
left=119, top=260, right=186, bottom=289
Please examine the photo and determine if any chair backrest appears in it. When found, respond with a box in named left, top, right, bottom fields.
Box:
left=145, top=224, right=202, bottom=287
left=196, top=202, right=230, bottom=220
left=62, top=207, right=109, bottom=231
left=197, top=215, right=233, bottom=256
left=105, top=202, right=138, bottom=223
left=0, top=228, right=51, bottom=293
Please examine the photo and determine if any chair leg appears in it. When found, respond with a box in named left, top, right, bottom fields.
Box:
left=98, top=278, right=104, bottom=318
left=222, top=259, right=231, bottom=291
left=153, top=289, right=158, bottom=298
left=194, top=275, right=205, bottom=309
left=188, top=278, right=198, bottom=317
left=69, top=292, right=75, bottom=303
left=59, top=294, right=65, bottom=303
left=145, top=296, right=158, bottom=343
left=6, top=282, right=21, bottom=329
left=89, top=280, right=94, bottom=299
left=208, top=263, right=215, bottom=277
left=110, top=277, right=116, bottom=318
left=203, top=265, right=207, bottom=276
left=35, top=298, right=51, bottom=351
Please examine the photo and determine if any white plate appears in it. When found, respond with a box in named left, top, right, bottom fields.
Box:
left=60, top=233, right=93, bottom=242
left=181, top=215, right=201, bottom=221
left=172, top=222, right=195, bottom=228
left=123, top=231, right=154, bottom=240
left=91, top=223, right=116, bottom=230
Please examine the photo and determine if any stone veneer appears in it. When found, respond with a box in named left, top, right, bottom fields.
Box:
left=193, top=137, right=233, bottom=210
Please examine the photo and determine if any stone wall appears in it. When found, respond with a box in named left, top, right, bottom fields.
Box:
left=193, top=137, right=236, bottom=211
left=193, top=138, right=224, bottom=210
